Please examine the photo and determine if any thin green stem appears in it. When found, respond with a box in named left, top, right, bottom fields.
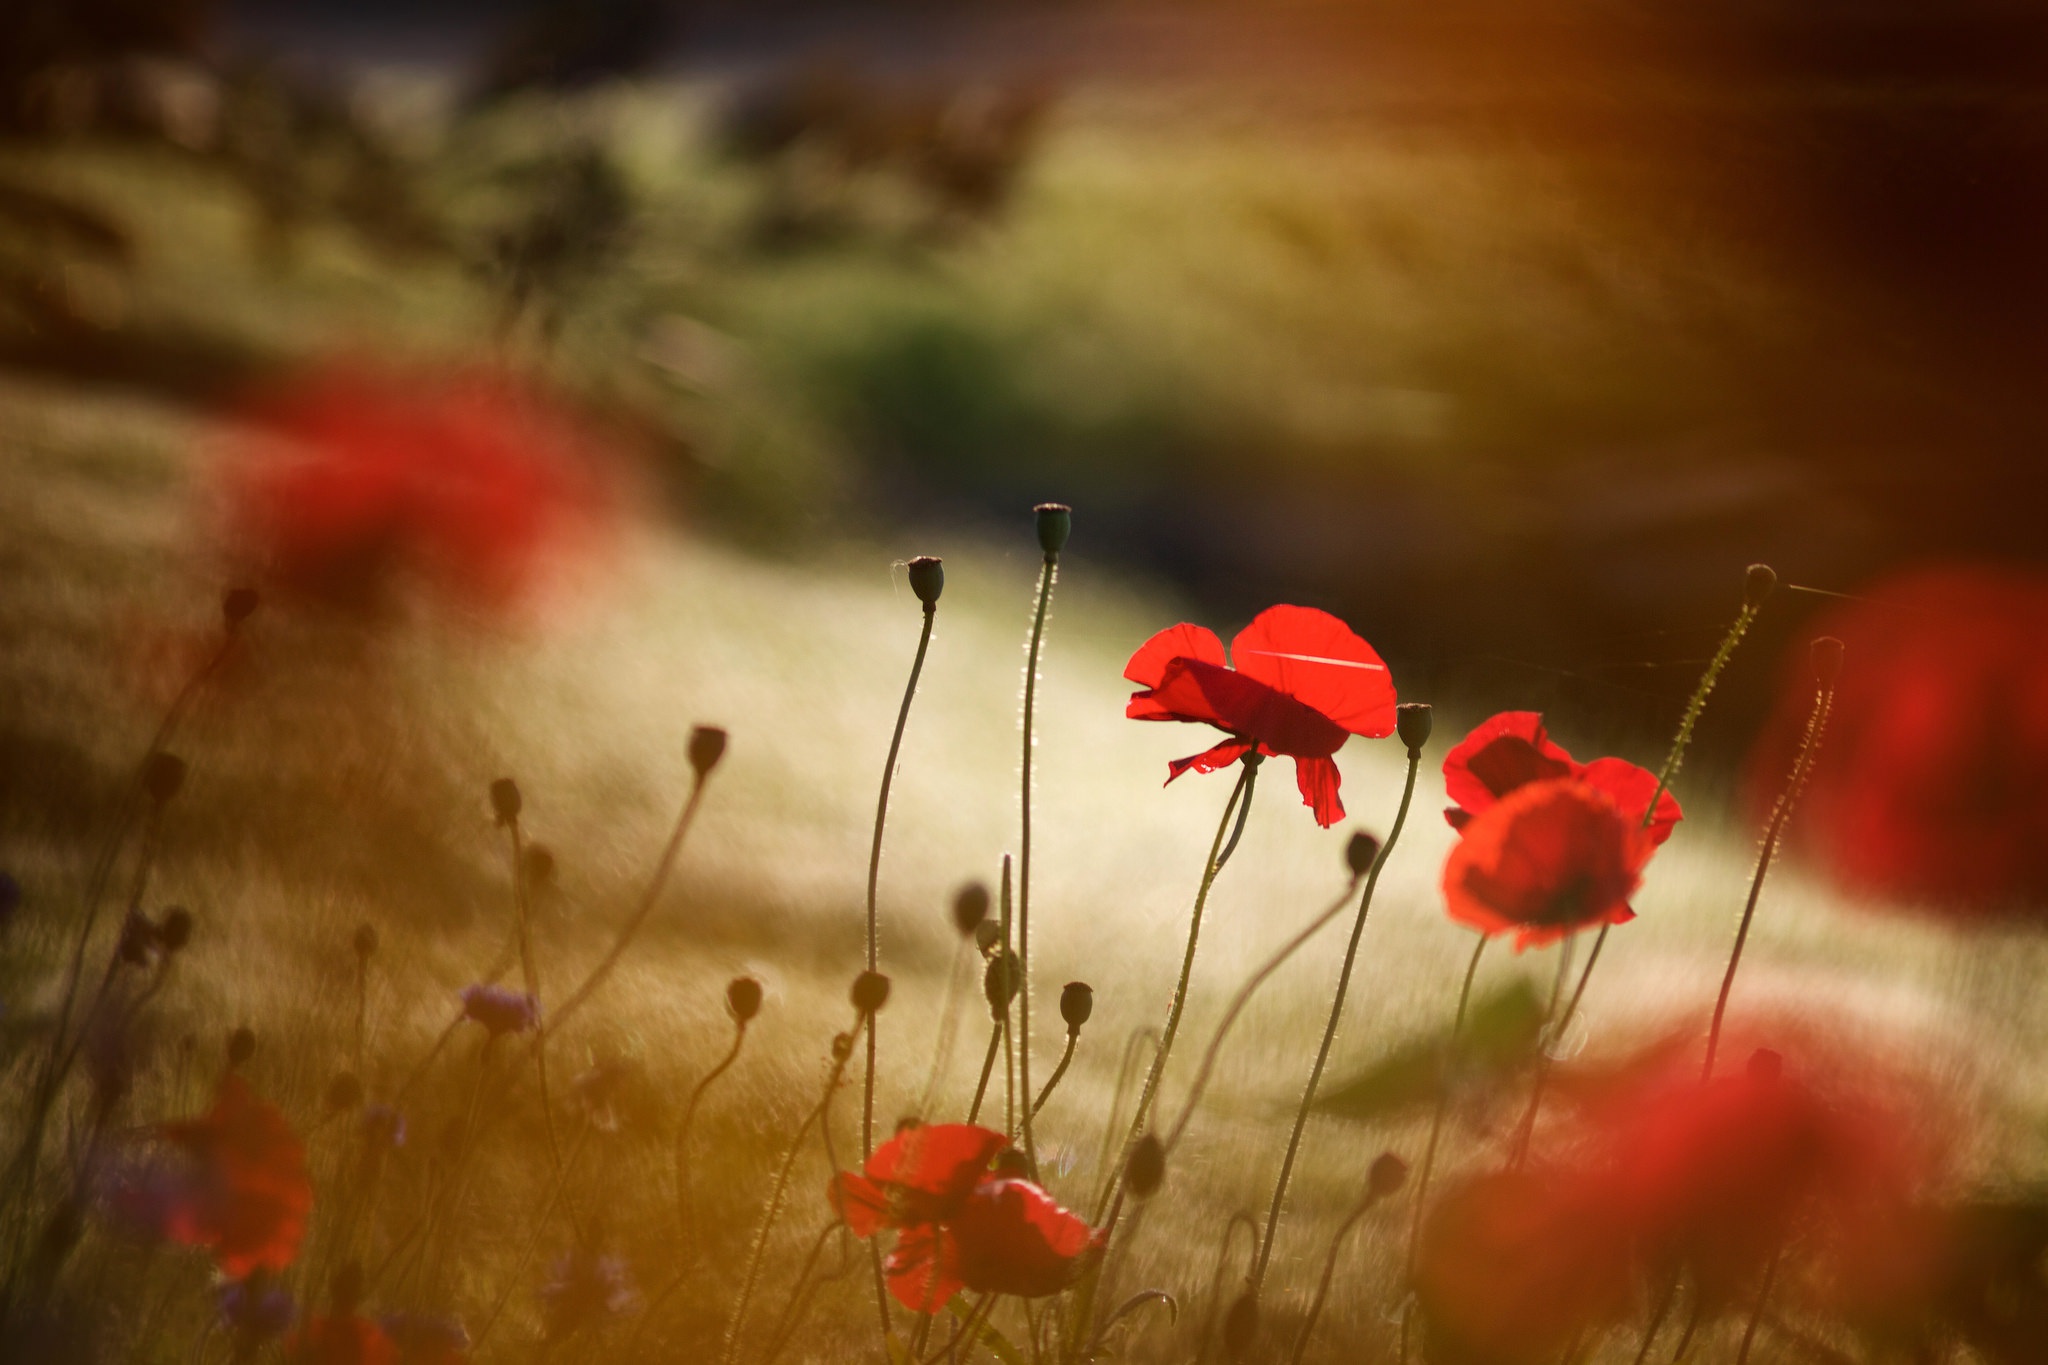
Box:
left=676, top=1019, right=749, bottom=1244
left=867, top=601, right=938, bottom=1161
left=1091, top=1028, right=1157, bottom=1213
left=1093, top=759, right=1258, bottom=1222
left=1288, top=1184, right=1392, bottom=1365
left=1018, top=554, right=1057, bottom=1182
left=1733, top=1244, right=1784, bottom=1365
left=1254, top=745, right=1421, bottom=1287
left=1399, top=935, right=1489, bottom=1365
left=918, top=937, right=971, bottom=1119
left=471, top=1120, right=594, bottom=1352
left=1031, top=1032, right=1078, bottom=1118
left=968, top=1018, right=1003, bottom=1126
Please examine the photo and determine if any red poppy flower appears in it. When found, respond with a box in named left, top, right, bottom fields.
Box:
left=1124, top=605, right=1397, bottom=826
left=1443, top=711, right=1681, bottom=845
left=1441, top=778, right=1655, bottom=949
left=129, top=1075, right=313, bottom=1278
left=830, top=1123, right=1096, bottom=1312
left=1748, top=565, right=2048, bottom=916
left=222, top=363, right=613, bottom=614
left=286, top=1316, right=398, bottom=1365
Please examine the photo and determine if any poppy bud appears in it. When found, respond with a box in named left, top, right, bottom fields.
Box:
left=159, top=906, right=193, bottom=952
left=117, top=910, right=158, bottom=964
left=1059, top=981, right=1093, bottom=1032
left=490, top=778, right=522, bottom=825
left=726, top=975, right=763, bottom=1023
left=523, top=844, right=557, bottom=887
left=1369, top=1151, right=1409, bottom=1198
left=1812, top=635, right=1845, bottom=686
left=353, top=923, right=379, bottom=960
left=35, top=1199, right=84, bottom=1267
left=1396, top=703, right=1433, bottom=754
left=907, top=556, right=945, bottom=608
left=973, top=920, right=1003, bottom=955
left=325, top=1072, right=364, bottom=1112
left=1745, top=563, right=1778, bottom=609
left=688, top=726, right=728, bottom=779
left=1126, top=1133, right=1165, bottom=1198
left=983, top=951, right=1020, bottom=1015
left=1034, top=502, right=1072, bottom=557
left=1222, top=1290, right=1259, bottom=1360
left=851, top=970, right=892, bottom=1015
left=142, top=751, right=187, bottom=805
left=227, top=1026, right=257, bottom=1068
left=1747, top=1047, right=1784, bottom=1082
left=993, top=1149, right=1031, bottom=1177
left=1345, top=831, right=1380, bottom=877
left=223, top=587, right=259, bottom=627
left=832, top=1032, right=855, bottom=1063
left=952, top=882, right=991, bottom=937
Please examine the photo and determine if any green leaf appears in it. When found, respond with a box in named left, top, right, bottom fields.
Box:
left=1313, top=977, right=1546, bottom=1121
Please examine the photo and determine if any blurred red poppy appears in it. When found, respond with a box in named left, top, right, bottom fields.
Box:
left=1749, top=565, right=2048, bottom=916
left=830, top=1123, right=1096, bottom=1312
left=221, top=363, right=614, bottom=614
left=1124, top=605, right=1397, bottom=826
left=286, top=1315, right=398, bottom=1365
left=136, top=1075, right=313, bottom=1278
left=1441, top=778, right=1655, bottom=949
left=1443, top=711, right=1681, bottom=845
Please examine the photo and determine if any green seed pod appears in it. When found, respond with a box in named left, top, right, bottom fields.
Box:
left=1033, top=503, right=1072, bottom=556
left=1345, top=831, right=1381, bottom=877
left=726, top=976, right=764, bottom=1023
left=907, top=556, right=945, bottom=608
left=490, top=778, right=522, bottom=825
left=1369, top=1151, right=1409, bottom=1198
left=851, top=970, right=892, bottom=1015
left=688, top=726, right=729, bottom=778
left=952, top=883, right=991, bottom=937
left=1059, top=981, right=1093, bottom=1032
left=1396, top=703, right=1433, bottom=754
left=1126, top=1134, right=1165, bottom=1199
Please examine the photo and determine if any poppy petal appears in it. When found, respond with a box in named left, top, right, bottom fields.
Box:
left=1230, top=606, right=1397, bottom=739
left=1293, top=755, right=1346, bottom=828
left=1123, top=623, right=1227, bottom=688
left=1442, top=713, right=1575, bottom=819
left=831, top=1172, right=893, bottom=1239
left=1166, top=739, right=1256, bottom=784
left=866, top=1124, right=1007, bottom=1205
left=1136, top=659, right=1349, bottom=758
left=1442, top=779, right=1649, bottom=951
left=1578, top=758, right=1683, bottom=847
left=952, top=1178, right=1097, bottom=1298
left=885, top=1225, right=965, bottom=1314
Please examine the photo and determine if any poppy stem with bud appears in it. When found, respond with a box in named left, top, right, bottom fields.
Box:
left=1031, top=983, right=1092, bottom=1117
left=1289, top=1154, right=1408, bottom=1365
left=1703, top=638, right=1840, bottom=1081
left=865, top=556, right=943, bottom=1165
left=677, top=978, right=762, bottom=1247
left=1400, top=933, right=1489, bottom=1365
left=1019, top=505, right=1068, bottom=1183
left=1255, top=703, right=1429, bottom=1289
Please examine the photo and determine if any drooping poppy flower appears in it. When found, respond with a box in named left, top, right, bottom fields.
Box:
left=285, top=1316, right=398, bottom=1365
left=1748, top=565, right=2048, bottom=916
left=1441, top=778, right=1656, bottom=950
left=459, top=984, right=540, bottom=1038
left=110, top=1074, right=313, bottom=1278
left=1124, top=605, right=1397, bottom=826
left=831, top=1122, right=1097, bottom=1312
left=1443, top=711, right=1681, bottom=845
left=221, top=362, right=615, bottom=615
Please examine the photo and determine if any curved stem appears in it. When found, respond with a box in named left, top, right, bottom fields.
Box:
left=867, top=602, right=938, bottom=1161
left=509, top=817, right=569, bottom=1218
left=1399, top=935, right=1489, bottom=1364
left=1093, top=760, right=1258, bottom=1222
left=918, top=937, right=971, bottom=1119
left=1704, top=679, right=1833, bottom=1081
left=677, top=1018, right=749, bottom=1243
left=1031, top=1032, right=1078, bottom=1118
left=471, top=1119, right=593, bottom=1352
left=1288, top=1184, right=1391, bottom=1365
left=968, top=1018, right=1003, bottom=1126
left=1733, top=1244, right=1784, bottom=1365
left=1018, top=554, right=1056, bottom=1182
left=1253, top=744, right=1422, bottom=1287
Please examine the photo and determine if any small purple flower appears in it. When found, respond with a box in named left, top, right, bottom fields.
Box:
left=459, top=984, right=540, bottom=1038
left=218, top=1280, right=296, bottom=1339
left=541, top=1249, right=638, bottom=1339
left=359, top=1104, right=408, bottom=1150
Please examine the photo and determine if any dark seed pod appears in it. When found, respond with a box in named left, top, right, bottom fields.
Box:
left=1125, top=1134, right=1165, bottom=1199
left=993, top=1148, right=1031, bottom=1177
left=726, top=976, right=764, bottom=1023
left=1345, top=831, right=1381, bottom=878
left=1745, top=563, right=1778, bottom=609
left=142, top=751, right=187, bottom=805
left=894, top=1116, right=923, bottom=1137
left=1221, top=1290, right=1259, bottom=1360
left=831, top=1032, right=855, bottom=1063
left=907, top=556, right=945, bottom=608
left=688, top=726, right=729, bottom=778
left=325, top=1072, right=364, bottom=1112
left=851, top=970, right=892, bottom=1015
left=1059, top=981, right=1093, bottom=1031
left=522, top=844, right=557, bottom=887
left=1033, top=502, right=1072, bottom=556
left=1395, top=703, right=1433, bottom=754
left=973, top=920, right=1003, bottom=955
left=952, top=883, right=991, bottom=937
left=983, top=951, right=1020, bottom=1015
left=227, top=1026, right=257, bottom=1068
left=35, top=1199, right=84, bottom=1267
left=223, top=587, right=259, bottom=627
left=1369, top=1151, right=1410, bottom=1198
left=159, top=906, right=194, bottom=952
left=353, top=923, right=379, bottom=960
left=489, top=778, right=522, bottom=825
left=1812, top=636, right=1845, bottom=686
left=117, top=911, right=158, bottom=965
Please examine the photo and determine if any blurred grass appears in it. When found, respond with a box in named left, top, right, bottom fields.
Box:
left=0, top=73, right=2042, bottom=1362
